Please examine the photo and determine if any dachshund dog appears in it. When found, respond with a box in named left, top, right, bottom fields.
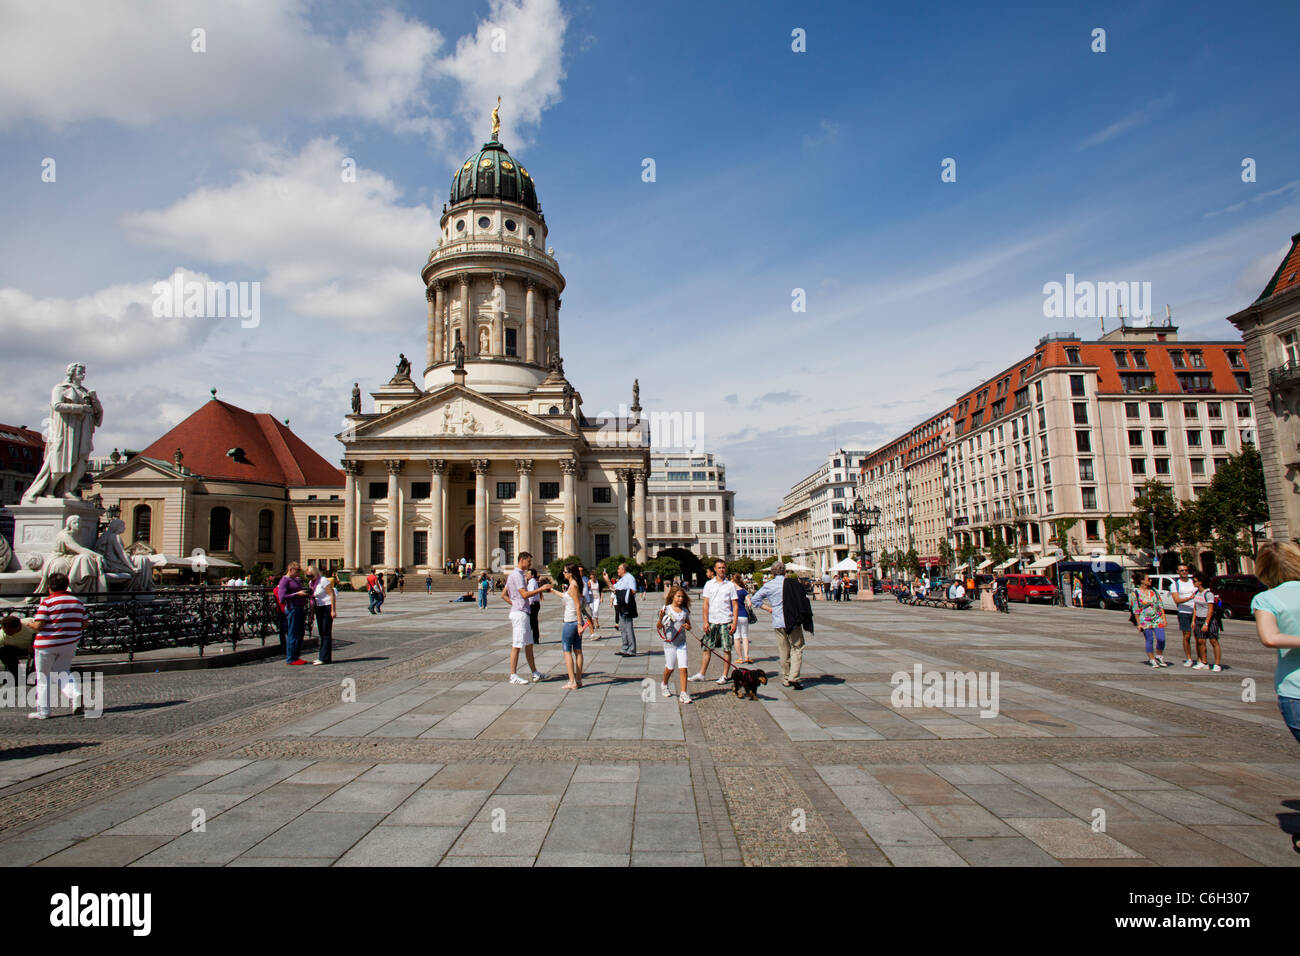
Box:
left=731, top=667, right=768, bottom=700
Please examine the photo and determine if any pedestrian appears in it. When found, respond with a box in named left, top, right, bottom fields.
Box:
left=477, top=572, right=490, bottom=610
left=1191, top=571, right=1221, bottom=671
left=1251, top=542, right=1300, bottom=750
left=586, top=569, right=601, bottom=635
left=732, top=572, right=753, bottom=664
left=27, top=572, right=85, bottom=719
left=604, top=562, right=639, bottom=657
left=425, top=574, right=433, bottom=594
left=1, top=613, right=37, bottom=687
left=559, top=563, right=585, bottom=690
left=657, top=585, right=693, bottom=704
left=309, top=565, right=335, bottom=665
left=366, top=568, right=384, bottom=614
left=689, top=558, right=737, bottom=685
left=397, top=572, right=405, bottom=593
left=528, top=568, right=544, bottom=645
left=1130, top=572, right=1169, bottom=668
left=821, top=570, right=831, bottom=601
left=750, top=559, right=813, bottom=690
left=276, top=562, right=311, bottom=665
left=1072, top=576, right=1082, bottom=608
left=1171, top=564, right=1197, bottom=666
left=503, top=551, right=551, bottom=684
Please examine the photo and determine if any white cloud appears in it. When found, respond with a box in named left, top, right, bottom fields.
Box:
left=436, top=0, right=568, bottom=144
left=122, top=138, right=435, bottom=324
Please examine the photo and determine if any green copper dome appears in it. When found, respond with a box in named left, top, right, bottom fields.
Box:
left=449, top=139, right=540, bottom=214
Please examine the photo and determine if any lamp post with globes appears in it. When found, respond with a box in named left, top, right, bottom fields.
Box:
left=847, top=495, right=882, bottom=601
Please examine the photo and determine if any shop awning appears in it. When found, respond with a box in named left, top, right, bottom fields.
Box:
left=976, top=559, right=994, bottom=571
left=1026, top=555, right=1058, bottom=571
left=994, top=558, right=1019, bottom=571
left=953, top=563, right=969, bottom=573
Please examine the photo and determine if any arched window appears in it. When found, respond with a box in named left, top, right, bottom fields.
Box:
left=257, top=509, right=274, bottom=553
left=132, top=504, right=152, bottom=543
left=209, top=506, right=231, bottom=552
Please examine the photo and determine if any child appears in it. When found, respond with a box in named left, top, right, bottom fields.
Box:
left=657, top=586, right=693, bottom=704
left=1192, top=571, right=1222, bottom=671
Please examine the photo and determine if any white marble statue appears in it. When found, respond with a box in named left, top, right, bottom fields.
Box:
left=22, top=362, right=103, bottom=502
left=96, top=518, right=154, bottom=591
left=38, top=515, right=106, bottom=593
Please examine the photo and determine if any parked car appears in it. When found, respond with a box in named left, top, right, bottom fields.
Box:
left=1210, top=574, right=1267, bottom=619
left=1056, top=561, right=1131, bottom=610
left=999, top=573, right=1058, bottom=603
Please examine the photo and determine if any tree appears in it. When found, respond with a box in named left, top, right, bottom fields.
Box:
left=878, top=549, right=895, bottom=579
left=988, top=534, right=1013, bottom=567
left=937, top=539, right=954, bottom=571
left=596, top=554, right=640, bottom=578
left=547, top=554, right=584, bottom=581
left=642, top=555, right=682, bottom=582
left=957, top=539, right=980, bottom=570
left=904, top=547, right=921, bottom=579
left=1123, top=480, right=1181, bottom=556
left=1052, top=518, right=1079, bottom=558
left=656, top=547, right=705, bottom=584
left=1198, top=445, right=1269, bottom=557
left=727, top=556, right=756, bottom=576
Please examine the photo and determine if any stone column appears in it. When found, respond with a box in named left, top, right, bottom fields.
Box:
left=384, top=459, right=404, bottom=569
left=342, top=460, right=359, bottom=568
left=551, top=297, right=562, bottom=365
left=458, top=272, right=472, bottom=358
left=428, top=458, right=447, bottom=570
left=491, top=271, right=505, bottom=356
left=425, top=285, right=437, bottom=371
left=560, top=458, right=578, bottom=558
left=633, top=468, right=648, bottom=563
left=471, top=458, right=490, bottom=570
left=515, top=458, right=534, bottom=559
left=615, top=468, right=631, bottom=557
left=524, top=280, right=537, bottom=364
left=433, top=284, right=445, bottom=367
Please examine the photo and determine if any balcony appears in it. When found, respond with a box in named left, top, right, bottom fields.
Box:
left=1269, top=360, right=1300, bottom=393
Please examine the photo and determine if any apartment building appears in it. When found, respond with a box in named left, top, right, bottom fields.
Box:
left=858, top=411, right=953, bottom=571
left=645, top=452, right=735, bottom=560
left=733, top=517, right=777, bottom=561
left=776, top=448, right=869, bottom=571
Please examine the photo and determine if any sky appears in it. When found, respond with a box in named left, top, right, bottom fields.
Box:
left=1, top=0, right=1298, bottom=516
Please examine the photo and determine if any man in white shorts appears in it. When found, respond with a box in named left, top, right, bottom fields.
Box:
left=503, top=552, right=552, bottom=684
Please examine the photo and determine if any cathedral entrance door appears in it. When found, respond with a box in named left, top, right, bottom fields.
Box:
left=464, top=525, right=475, bottom=566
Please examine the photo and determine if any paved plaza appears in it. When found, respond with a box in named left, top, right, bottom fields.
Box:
left=1, top=593, right=1298, bottom=867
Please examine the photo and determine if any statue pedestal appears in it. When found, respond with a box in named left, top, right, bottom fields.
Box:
left=3, top=498, right=101, bottom=555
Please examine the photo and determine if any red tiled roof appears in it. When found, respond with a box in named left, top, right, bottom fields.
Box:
left=137, top=399, right=343, bottom=487
left=1257, top=232, right=1300, bottom=302
left=0, top=424, right=44, bottom=448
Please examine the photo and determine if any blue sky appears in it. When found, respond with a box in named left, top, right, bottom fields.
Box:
left=1, top=0, right=1297, bottom=514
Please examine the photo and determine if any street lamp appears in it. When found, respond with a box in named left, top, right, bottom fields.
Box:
left=847, top=494, right=881, bottom=601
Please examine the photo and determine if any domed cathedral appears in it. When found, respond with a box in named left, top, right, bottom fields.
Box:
left=338, top=103, right=650, bottom=577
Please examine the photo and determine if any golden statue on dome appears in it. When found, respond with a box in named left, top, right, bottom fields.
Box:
left=491, top=97, right=501, bottom=140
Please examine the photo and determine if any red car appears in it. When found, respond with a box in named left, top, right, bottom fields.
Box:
left=1210, top=574, right=1267, bottom=619
left=999, top=573, right=1058, bottom=603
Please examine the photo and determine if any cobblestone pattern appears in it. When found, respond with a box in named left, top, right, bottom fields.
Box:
left=230, top=737, right=687, bottom=763
left=715, top=765, right=849, bottom=866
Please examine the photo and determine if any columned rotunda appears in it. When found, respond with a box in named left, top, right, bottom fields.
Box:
left=339, top=116, right=649, bottom=574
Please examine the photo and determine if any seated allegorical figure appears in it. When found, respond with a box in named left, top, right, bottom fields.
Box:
left=38, top=515, right=107, bottom=594
left=96, top=518, right=154, bottom=591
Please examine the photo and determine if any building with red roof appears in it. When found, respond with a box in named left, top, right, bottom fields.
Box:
left=1227, top=231, right=1300, bottom=541
left=92, top=393, right=344, bottom=573
left=0, top=423, right=44, bottom=506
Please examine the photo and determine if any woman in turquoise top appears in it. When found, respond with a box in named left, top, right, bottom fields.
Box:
left=1129, top=572, right=1169, bottom=668
left=1250, top=542, right=1300, bottom=747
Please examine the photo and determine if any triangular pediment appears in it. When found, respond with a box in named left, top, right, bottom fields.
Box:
left=346, top=384, right=575, bottom=441
left=96, top=456, right=187, bottom=483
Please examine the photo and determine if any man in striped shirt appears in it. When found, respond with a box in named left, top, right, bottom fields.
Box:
left=30, top=572, right=85, bottom=719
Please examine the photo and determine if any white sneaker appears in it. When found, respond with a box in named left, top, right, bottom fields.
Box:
left=1183, top=659, right=1194, bottom=667
left=1146, top=659, right=1160, bottom=668
left=661, top=683, right=671, bottom=698
left=1192, top=662, right=1208, bottom=670
left=531, top=671, right=544, bottom=682
left=1211, top=664, right=1222, bottom=672
left=508, top=673, right=529, bottom=685
left=679, top=692, right=692, bottom=704
left=715, top=674, right=729, bottom=685
left=1155, top=656, right=1168, bottom=666
left=688, top=672, right=706, bottom=682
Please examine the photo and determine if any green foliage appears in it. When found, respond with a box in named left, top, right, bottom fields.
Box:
left=547, top=554, right=584, bottom=581
left=642, top=555, right=682, bottom=581
left=937, top=539, right=954, bottom=568
left=596, top=554, right=640, bottom=579
left=727, top=556, right=756, bottom=575
left=1052, top=517, right=1080, bottom=558
left=655, top=547, right=705, bottom=583
left=1123, top=481, right=1180, bottom=554
left=988, top=534, right=1013, bottom=567
left=957, top=539, right=980, bottom=569
left=904, top=547, right=921, bottom=578
left=1196, top=445, right=1268, bottom=556
left=243, top=564, right=271, bottom=586
left=1103, top=515, right=1130, bottom=552
left=758, top=555, right=778, bottom=569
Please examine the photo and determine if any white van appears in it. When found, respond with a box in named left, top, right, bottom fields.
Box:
left=1150, top=573, right=1197, bottom=615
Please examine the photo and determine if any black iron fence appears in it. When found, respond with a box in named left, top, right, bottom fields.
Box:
left=0, top=586, right=279, bottom=659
